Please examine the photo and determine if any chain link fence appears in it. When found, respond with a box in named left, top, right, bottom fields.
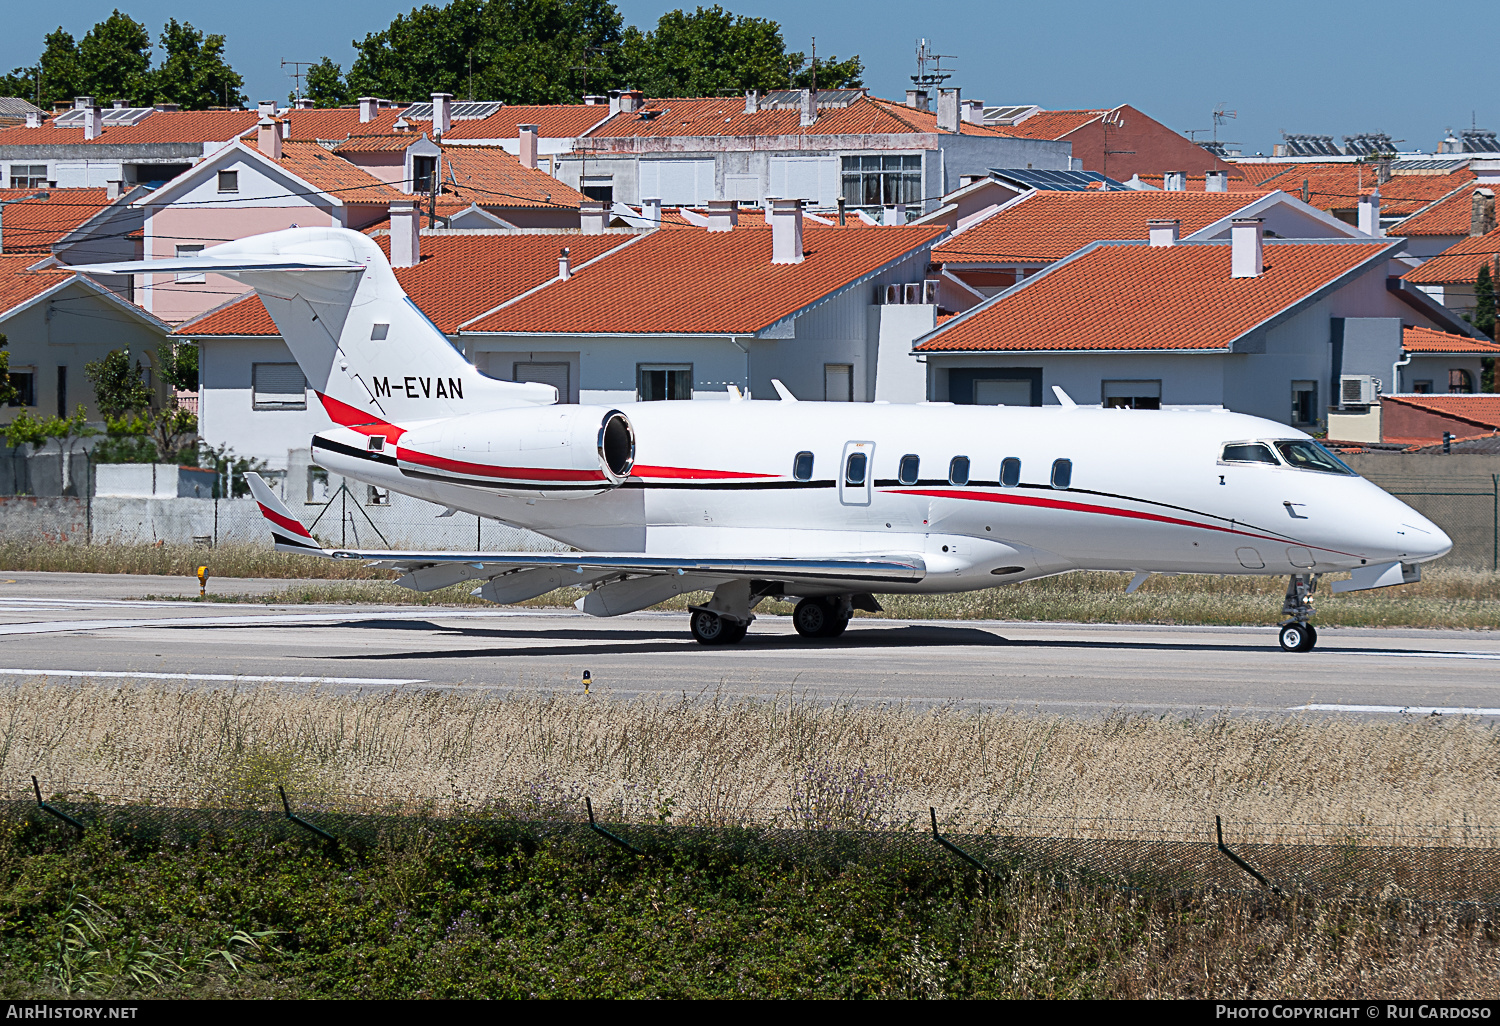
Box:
left=10, top=785, right=1500, bottom=906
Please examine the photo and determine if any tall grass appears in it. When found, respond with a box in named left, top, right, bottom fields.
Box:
left=5, top=681, right=1497, bottom=847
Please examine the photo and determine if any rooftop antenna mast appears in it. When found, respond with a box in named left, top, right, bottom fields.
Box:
left=911, top=39, right=955, bottom=91
left=1211, top=103, right=1237, bottom=169
left=282, top=60, right=313, bottom=104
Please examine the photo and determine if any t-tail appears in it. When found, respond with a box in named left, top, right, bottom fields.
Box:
left=69, top=227, right=556, bottom=430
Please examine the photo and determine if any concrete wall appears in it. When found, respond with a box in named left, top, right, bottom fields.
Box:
left=0, top=496, right=89, bottom=542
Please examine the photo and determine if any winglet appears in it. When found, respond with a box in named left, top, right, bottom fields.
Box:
left=245, top=472, right=328, bottom=555
left=771, top=379, right=798, bottom=402
left=1051, top=385, right=1077, bottom=407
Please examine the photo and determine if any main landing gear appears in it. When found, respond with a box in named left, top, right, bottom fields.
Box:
left=689, top=609, right=748, bottom=646
left=792, top=596, right=850, bottom=639
left=687, top=587, right=879, bottom=645
left=1278, top=573, right=1320, bottom=653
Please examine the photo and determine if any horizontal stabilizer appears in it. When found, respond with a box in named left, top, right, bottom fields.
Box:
left=71, top=254, right=365, bottom=276
left=245, top=472, right=328, bottom=555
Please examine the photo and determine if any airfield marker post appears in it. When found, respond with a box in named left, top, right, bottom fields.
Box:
left=31, top=777, right=85, bottom=837
left=930, top=807, right=993, bottom=878
left=586, top=797, right=646, bottom=857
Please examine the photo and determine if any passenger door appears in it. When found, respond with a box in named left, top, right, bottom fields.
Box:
left=839, top=441, right=874, bottom=506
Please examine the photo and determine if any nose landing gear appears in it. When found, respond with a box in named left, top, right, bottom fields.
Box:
left=1278, top=573, right=1320, bottom=652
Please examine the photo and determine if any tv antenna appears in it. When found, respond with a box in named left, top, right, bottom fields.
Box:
left=911, top=39, right=955, bottom=90
left=282, top=60, right=314, bottom=104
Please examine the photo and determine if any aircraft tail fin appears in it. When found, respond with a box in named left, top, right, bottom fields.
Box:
left=245, top=472, right=331, bottom=556
left=71, top=227, right=557, bottom=429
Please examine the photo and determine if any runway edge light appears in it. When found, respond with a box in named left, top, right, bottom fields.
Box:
left=197, top=566, right=208, bottom=598
left=583, top=669, right=591, bottom=694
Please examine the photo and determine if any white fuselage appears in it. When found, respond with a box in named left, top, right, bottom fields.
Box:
left=307, top=401, right=1452, bottom=596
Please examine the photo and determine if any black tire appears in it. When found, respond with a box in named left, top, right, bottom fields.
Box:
left=793, top=597, right=834, bottom=638
left=1278, top=622, right=1316, bottom=653
left=721, top=621, right=748, bottom=644
left=825, top=615, right=849, bottom=638
left=691, top=610, right=728, bottom=645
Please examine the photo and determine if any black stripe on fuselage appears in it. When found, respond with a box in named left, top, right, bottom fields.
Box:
left=312, top=436, right=399, bottom=466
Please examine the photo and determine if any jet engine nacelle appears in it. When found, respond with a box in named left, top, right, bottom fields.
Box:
left=395, top=405, right=635, bottom=497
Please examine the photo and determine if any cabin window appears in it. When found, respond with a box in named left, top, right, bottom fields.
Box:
left=793, top=451, right=814, bottom=481
left=1051, top=458, right=1072, bottom=489
left=949, top=456, right=970, bottom=486
left=1000, top=457, right=1021, bottom=487
left=845, top=451, right=867, bottom=486
left=898, top=454, right=920, bottom=486
left=1274, top=440, right=1355, bottom=475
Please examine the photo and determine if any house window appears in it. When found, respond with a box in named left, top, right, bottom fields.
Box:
left=412, top=156, right=437, bottom=193
left=637, top=364, right=692, bottom=401
left=252, top=362, right=307, bottom=410
left=1103, top=379, right=1162, bottom=410
left=949, top=368, right=1042, bottom=406
left=1413, top=380, right=1433, bottom=394
left=1290, top=381, right=1319, bottom=426
left=8, top=165, right=47, bottom=188
left=824, top=364, right=853, bottom=401
left=581, top=177, right=614, bottom=202
left=6, top=371, right=35, bottom=407
left=841, top=155, right=921, bottom=212
left=175, top=244, right=205, bottom=284
left=1449, top=369, right=1474, bottom=394
left=217, top=170, right=238, bottom=193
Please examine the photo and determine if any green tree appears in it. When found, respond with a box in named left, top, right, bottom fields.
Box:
left=151, top=20, right=246, bottom=109
left=0, top=334, right=19, bottom=409
left=84, top=345, right=197, bottom=462
left=303, top=57, right=351, bottom=108
left=34, top=29, right=84, bottom=109
left=85, top=348, right=152, bottom=420
left=1474, top=262, right=1495, bottom=340
left=75, top=11, right=153, bottom=105
left=0, top=406, right=95, bottom=493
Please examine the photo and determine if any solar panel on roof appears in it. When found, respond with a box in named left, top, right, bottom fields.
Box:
left=402, top=101, right=503, bottom=121
left=1342, top=133, right=1396, bottom=156
left=1461, top=129, right=1500, bottom=153
left=1391, top=158, right=1469, bottom=172
left=988, top=168, right=1128, bottom=192
left=759, top=89, right=866, bottom=109
left=1281, top=133, right=1341, bottom=156
left=52, top=107, right=155, bottom=127
left=982, top=105, right=1039, bottom=126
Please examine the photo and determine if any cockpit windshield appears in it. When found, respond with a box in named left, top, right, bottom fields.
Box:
left=1273, top=440, right=1357, bottom=475
left=1220, top=442, right=1279, bottom=465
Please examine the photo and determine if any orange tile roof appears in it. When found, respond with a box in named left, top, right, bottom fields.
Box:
left=932, top=190, right=1269, bottom=264
left=1389, top=185, right=1489, bottom=237
left=286, top=104, right=609, bottom=144
left=584, top=95, right=1008, bottom=140
left=1248, top=163, right=1474, bottom=218
left=1230, top=164, right=1302, bottom=186
left=1382, top=394, right=1500, bottom=432
left=915, top=240, right=1395, bottom=352
left=174, top=232, right=634, bottom=336
left=0, top=254, right=72, bottom=313
left=0, top=110, right=257, bottom=146
left=1401, top=227, right=1500, bottom=285
left=1133, top=172, right=1262, bottom=189
left=467, top=223, right=945, bottom=334
left=1402, top=325, right=1500, bottom=354
left=992, top=109, right=1109, bottom=140
left=0, top=188, right=115, bottom=253
left=439, top=146, right=584, bottom=209
left=246, top=141, right=404, bottom=204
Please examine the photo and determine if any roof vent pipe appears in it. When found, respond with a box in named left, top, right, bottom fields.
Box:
left=745, top=90, right=760, bottom=114
left=389, top=200, right=420, bottom=268
left=618, top=90, right=643, bottom=114
left=1148, top=219, right=1180, bottom=247
left=768, top=197, right=804, bottom=264
left=359, top=97, right=378, bottom=123
left=257, top=114, right=282, bottom=159
left=800, top=89, right=816, bottom=128
left=431, top=92, right=452, bottom=136
left=706, top=199, right=738, bottom=232
left=1358, top=189, right=1382, bottom=237
left=24, top=111, right=40, bottom=129
left=607, top=90, right=622, bottom=116
left=74, top=96, right=93, bottom=110
left=1471, top=188, right=1496, bottom=238
left=258, top=100, right=276, bottom=119
left=961, top=98, right=984, bottom=125
left=295, top=97, right=315, bottom=110
left=580, top=199, right=608, bottom=235
left=1205, top=170, right=1228, bottom=192
left=558, top=246, right=571, bottom=281
left=83, top=105, right=102, bottom=141
left=641, top=197, right=662, bottom=226
left=1230, top=218, right=1264, bottom=278
left=1163, top=171, right=1185, bottom=191
left=518, top=124, right=539, bottom=169
left=583, top=94, right=607, bottom=106
left=936, top=88, right=961, bottom=134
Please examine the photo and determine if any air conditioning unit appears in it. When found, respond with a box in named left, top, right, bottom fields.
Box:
left=1340, top=375, right=1380, bottom=407
left=882, top=283, right=902, bottom=305
left=923, top=279, right=940, bottom=304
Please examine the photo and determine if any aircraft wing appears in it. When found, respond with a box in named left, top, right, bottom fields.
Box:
left=245, top=473, right=926, bottom=590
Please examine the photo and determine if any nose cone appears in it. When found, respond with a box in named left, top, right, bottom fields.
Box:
left=1396, top=507, right=1452, bottom=563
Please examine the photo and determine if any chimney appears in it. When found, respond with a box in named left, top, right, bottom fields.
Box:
left=799, top=89, right=816, bottom=128
left=106, top=180, right=123, bottom=201
left=1471, top=188, right=1496, bottom=238
left=905, top=89, right=929, bottom=111
left=768, top=197, right=804, bottom=264
left=1163, top=171, right=1185, bottom=191
left=83, top=104, right=102, bottom=140
left=745, top=90, right=760, bottom=114
left=583, top=94, right=606, bottom=106
left=1358, top=189, right=1382, bottom=237
left=112, top=100, right=126, bottom=109
left=1205, top=170, right=1228, bottom=192
left=257, top=114, right=282, bottom=158
left=295, top=97, right=315, bottom=109
left=1230, top=217, right=1264, bottom=278
left=706, top=199, right=738, bottom=232
left=431, top=92, right=452, bottom=136
left=607, top=89, right=622, bottom=116
left=1148, top=219, right=1180, bottom=247
left=961, top=98, right=984, bottom=125
left=936, top=88, right=961, bottom=134
left=641, top=197, right=662, bottom=226
left=74, top=96, right=93, bottom=110
left=580, top=199, right=608, bottom=234
left=882, top=204, right=907, bottom=226
left=558, top=246, right=571, bottom=281
left=389, top=201, right=420, bottom=268
left=24, top=111, right=40, bottom=128
left=618, top=90, right=643, bottom=114
left=359, top=96, right=378, bottom=123
left=279, top=115, right=291, bottom=142
left=257, top=100, right=276, bottom=119
left=518, top=124, right=539, bottom=169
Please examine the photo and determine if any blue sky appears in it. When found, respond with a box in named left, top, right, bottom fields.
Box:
left=7, top=0, right=1497, bottom=155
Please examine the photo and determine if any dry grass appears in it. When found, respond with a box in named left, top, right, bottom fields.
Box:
left=5, top=681, right=1497, bottom=847
left=0, top=542, right=385, bottom=580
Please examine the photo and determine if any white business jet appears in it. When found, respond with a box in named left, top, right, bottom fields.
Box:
left=77, top=227, right=1452, bottom=652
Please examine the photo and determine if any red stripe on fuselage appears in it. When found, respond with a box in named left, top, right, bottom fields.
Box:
left=256, top=502, right=315, bottom=539
left=630, top=465, right=777, bottom=480
left=397, top=447, right=606, bottom=482
left=316, top=391, right=406, bottom=442
left=891, top=488, right=1359, bottom=557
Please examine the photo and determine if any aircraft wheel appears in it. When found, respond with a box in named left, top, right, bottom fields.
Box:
left=1278, top=622, right=1317, bottom=653
left=793, top=597, right=837, bottom=638
left=826, top=614, right=849, bottom=638
left=721, top=621, right=748, bottom=644
left=691, top=610, right=730, bottom=646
